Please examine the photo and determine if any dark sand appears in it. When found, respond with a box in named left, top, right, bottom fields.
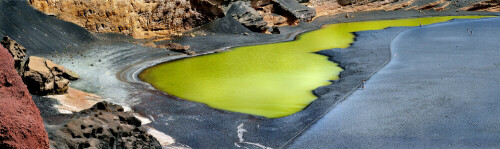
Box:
left=290, top=17, right=500, bottom=148
left=2, top=0, right=500, bottom=147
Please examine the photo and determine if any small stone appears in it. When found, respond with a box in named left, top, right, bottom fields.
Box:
left=187, top=50, right=196, bottom=55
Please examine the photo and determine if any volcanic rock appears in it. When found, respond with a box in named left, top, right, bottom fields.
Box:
left=228, top=1, right=268, bottom=32
left=270, top=26, right=281, bottom=34
left=22, top=56, right=78, bottom=95
left=0, top=45, right=50, bottom=148
left=272, top=0, right=316, bottom=22
left=157, top=43, right=196, bottom=55
left=47, top=101, right=162, bottom=149
left=1, top=36, right=27, bottom=72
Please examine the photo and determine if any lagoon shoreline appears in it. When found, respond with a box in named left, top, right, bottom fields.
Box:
left=124, top=15, right=499, bottom=148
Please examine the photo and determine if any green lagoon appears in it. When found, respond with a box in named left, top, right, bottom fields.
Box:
left=139, top=16, right=491, bottom=118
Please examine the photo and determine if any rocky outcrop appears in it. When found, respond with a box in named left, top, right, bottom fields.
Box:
left=28, top=0, right=224, bottom=39
left=48, top=101, right=162, bottom=149
left=271, top=0, right=316, bottom=22
left=0, top=45, right=50, bottom=148
left=228, top=1, right=268, bottom=32
left=157, top=43, right=196, bottom=55
left=22, top=56, right=78, bottom=95
left=28, top=0, right=317, bottom=36
left=1, top=36, right=27, bottom=72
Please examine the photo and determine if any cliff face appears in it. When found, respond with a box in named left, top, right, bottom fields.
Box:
left=28, top=0, right=224, bottom=39
left=0, top=45, right=50, bottom=148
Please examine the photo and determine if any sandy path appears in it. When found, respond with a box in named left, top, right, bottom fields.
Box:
left=290, top=17, right=500, bottom=148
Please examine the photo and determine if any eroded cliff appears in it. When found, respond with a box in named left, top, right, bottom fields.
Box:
left=29, top=0, right=224, bottom=39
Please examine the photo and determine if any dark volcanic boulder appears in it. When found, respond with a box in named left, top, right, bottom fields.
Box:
left=271, top=0, right=316, bottom=22
left=0, top=45, right=50, bottom=148
left=227, top=1, right=268, bottom=32
left=190, top=0, right=225, bottom=20
left=48, top=101, right=162, bottom=149
left=1, top=36, right=27, bottom=71
left=22, top=56, right=78, bottom=95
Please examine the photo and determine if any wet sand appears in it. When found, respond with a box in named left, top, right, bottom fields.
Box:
left=46, top=87, right=102, bottom=113
left=290, top=17, right=500, bottom=148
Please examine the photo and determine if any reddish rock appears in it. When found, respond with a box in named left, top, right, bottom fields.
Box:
left=0, top=45, right=49, bottom=148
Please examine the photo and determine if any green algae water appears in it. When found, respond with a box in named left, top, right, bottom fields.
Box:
left=140, top=16, right=491, bottom=118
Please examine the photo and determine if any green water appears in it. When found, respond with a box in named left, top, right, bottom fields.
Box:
left=140, top=16, right=491, bottom=118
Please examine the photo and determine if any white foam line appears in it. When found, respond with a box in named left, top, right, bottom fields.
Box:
left=56, top=108, right=73, bottom=114
left=122, top=105, right=132, bottom=112
left=146, top=126, right=176, bottom=146
left=235, top=123, right=273, bottom=149
left=133, top=113, right=152, bottom=125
